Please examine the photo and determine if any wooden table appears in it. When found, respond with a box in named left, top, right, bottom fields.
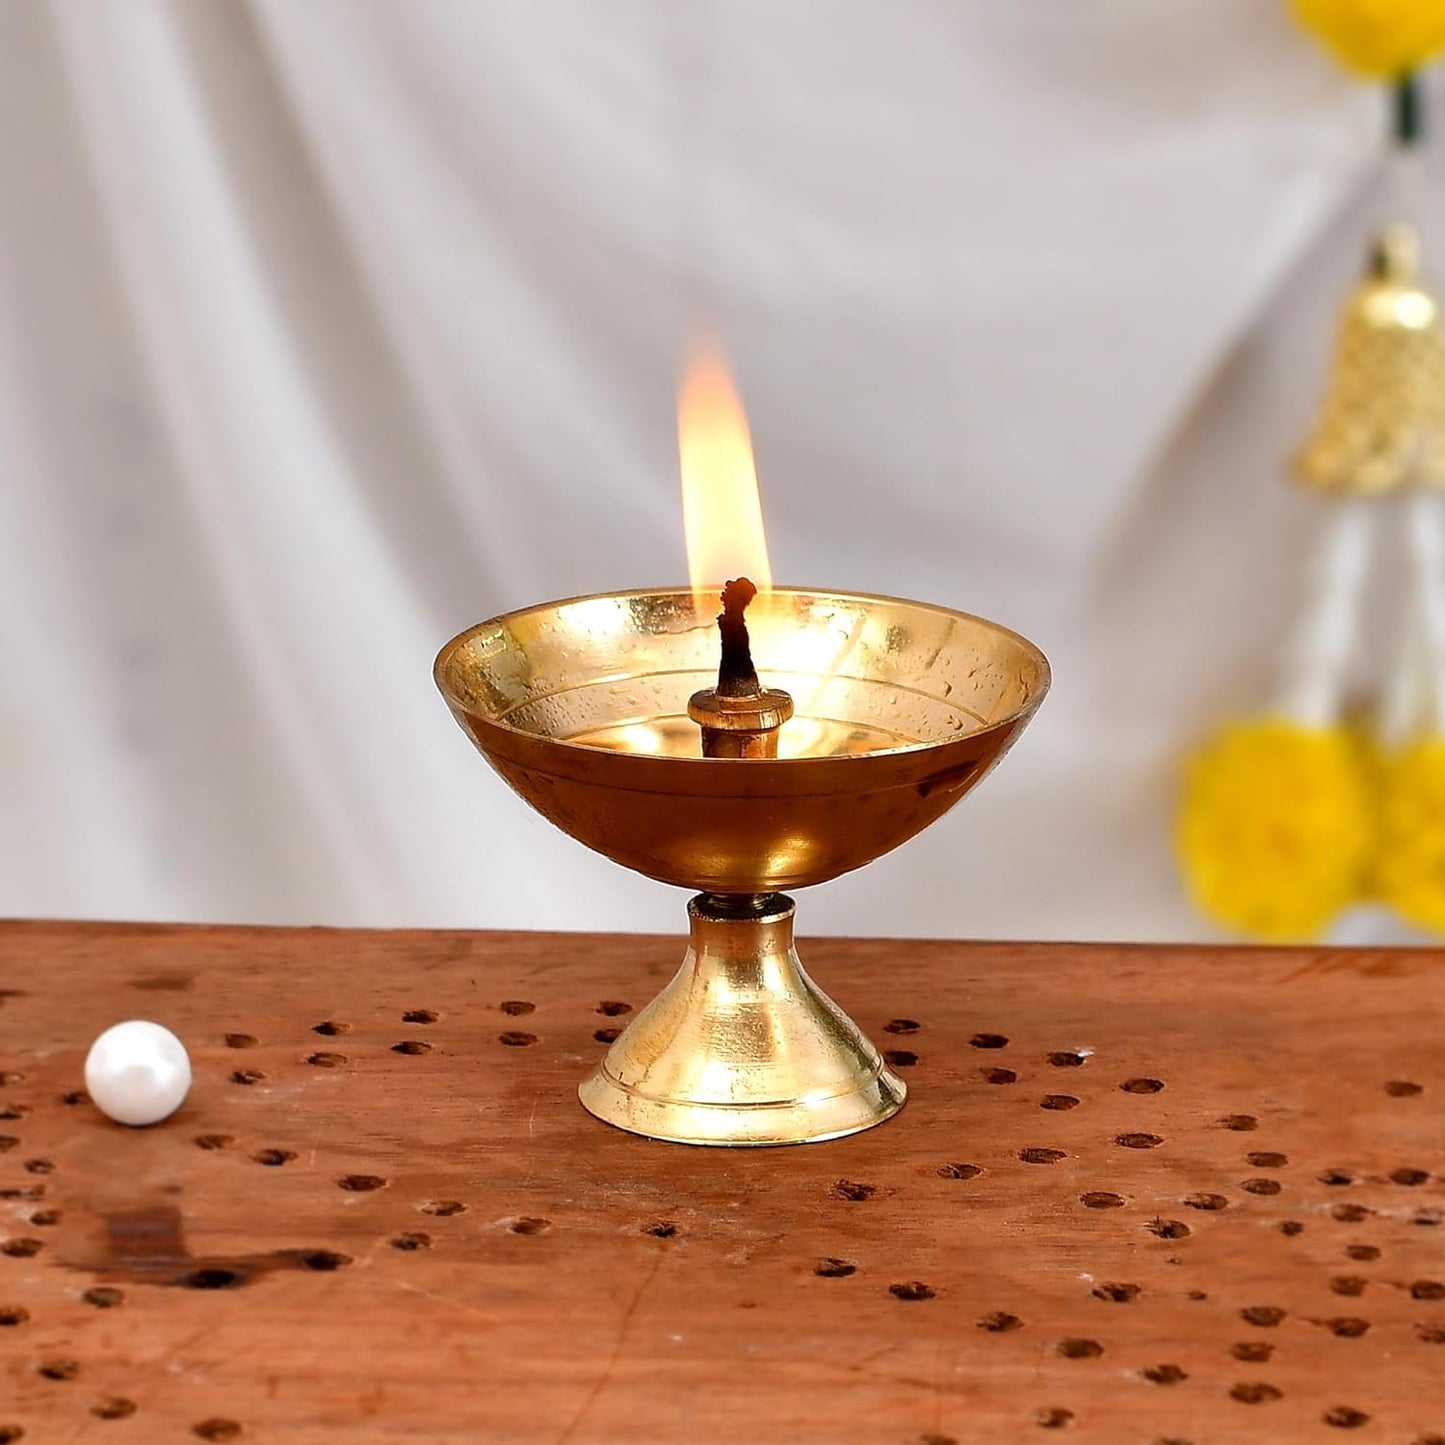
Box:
left=1, top=921, right=1442, bottom=1443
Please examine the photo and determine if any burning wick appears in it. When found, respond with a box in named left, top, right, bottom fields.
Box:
left=716, top=577, right=762, bottom=697
left=688, top=578, right=795, bottom=758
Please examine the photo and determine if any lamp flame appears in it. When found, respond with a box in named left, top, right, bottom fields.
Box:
left=679, top=346, right=773, bottom=604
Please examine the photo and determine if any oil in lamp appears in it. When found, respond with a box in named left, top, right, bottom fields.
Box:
left=435, top=353, right=1050, bottom=1146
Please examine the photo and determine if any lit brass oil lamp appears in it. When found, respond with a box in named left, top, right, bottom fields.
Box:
left=434, top=356, right=1049, bottom=1145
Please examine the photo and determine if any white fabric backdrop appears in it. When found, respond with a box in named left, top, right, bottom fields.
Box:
left=1, top=0, right=1438, bottom=939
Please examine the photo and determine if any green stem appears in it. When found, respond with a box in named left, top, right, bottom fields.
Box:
left=1394, top=71, right=1423, bottom=149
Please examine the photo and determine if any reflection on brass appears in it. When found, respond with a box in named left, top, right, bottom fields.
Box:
left=1295, top=224, right=1445, bottom=497
left=435, top=587, right=1049, bottom=1145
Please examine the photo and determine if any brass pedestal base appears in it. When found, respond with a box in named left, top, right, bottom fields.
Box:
left=579, top=894, right=905, bottom=1146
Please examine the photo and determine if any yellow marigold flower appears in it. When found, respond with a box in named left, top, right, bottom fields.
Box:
left=1291, top=0, right=1445, bottom=79
left=1378, top=736, right=1445, bottom=934
left=1176, top=719, right=1375, bottom=940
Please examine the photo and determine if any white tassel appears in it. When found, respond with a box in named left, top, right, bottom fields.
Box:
left=1405, top=488, right=1445, bottom=734
left=1379, top=605, right=1428, bottom=747
left=1275, top=501, right=1376, bottom=727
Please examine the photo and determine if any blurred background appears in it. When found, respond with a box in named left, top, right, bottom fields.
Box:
left=2, top=0, right=1441, bottom=941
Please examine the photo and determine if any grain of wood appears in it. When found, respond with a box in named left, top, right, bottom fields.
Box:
left=0, top=921, right=1442, bottom=1442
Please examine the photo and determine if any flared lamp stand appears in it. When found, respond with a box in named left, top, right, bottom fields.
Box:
left=580, top=892, right=903, bottom=1145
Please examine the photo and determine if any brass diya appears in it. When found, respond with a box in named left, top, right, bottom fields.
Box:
left=435, top=585, right=1048, bottom=1146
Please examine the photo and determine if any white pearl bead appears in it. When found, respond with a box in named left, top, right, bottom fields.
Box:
left=84, top=1021, right=192, bottom=1127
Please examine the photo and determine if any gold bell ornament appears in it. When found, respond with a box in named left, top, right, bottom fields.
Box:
left=1177, top=36, right=1445, bottom=940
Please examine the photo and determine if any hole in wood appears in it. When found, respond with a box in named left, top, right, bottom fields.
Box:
left=1330, top=1276, right=1366, bottom=1297
left=0, top=1425, right=23, bottom=1443
left=1187, top=1289, right=1208, bottom=1301
left=1414, top=1324, right=1445, bottom=1343
left=1092, top=1282, right=1140, bottom=1302
left=1117, top=1133, right=1163, bottom=1150
left=176, top=1267, right=244, bottom=1291
left=814, top=1258, right=856, bottom=1278
left=39, top=1359, right=79, bottom=1381
left=300, top=1250, right=350, bottom=1272
left=223, top=1034, right=257, bottom=1049
left=1142, top=1364, right=1187, bottom=1385
left=312, top=1021, right=349, bottom=1036
left=194, top=1135, right=234, bottom=1151
left=1221, top=1114, right=1258, bottom=1131
left=498, top=1032, right=537, bottom=1047
left=0, top=1105, right=25, bottom=1121
left=1230, top=1383, right=1282, bottom=1404
left=1415, top=1209, right=1445, bottom=1227
left=0, top=1238, right=41, bottom=1258
left=593, top=1027, right=622, bottom=1044
left=337, top=1174, right=386, bottom=1193
left=645, top=1221, right=679, bottom=1239
left=1240, top=1306, right=1286, bottom=1327
left=1047, top=1051, right=1086, bottom=1068
left=1247, top=1151, right=1288, bottom=1168
left=1183, top=1193, right=1227, bottom=1211
left=1323, top=1407, right=1369, bottom=1429
left=1081, top=1191, right=1125, bottom=1209
left=1056, top=1338, right=1103, bottom=1359
left=977, top=1311, right=1024, bottom=1332
left=418, top=1200, right=465, bottom=1216
left=82, top=1287, right=123, bottom=1308
left=231, top=1069, right=265, bottom=1085
left=1323, top=1318, right=1370, bottom=1338
left=499, top=1000, right=535, bottom=1016
left=23, top=1160, right=53, bottom=1176
left=885, top=1050, right=919, bottom=1068
left=937, top=1163, right=981, bottom=1180
left=192, top=1422, right=242, bottom=1441
left=890, top=1281, right=936, bottom=1301
left=508, top=1218, right=551, bottom=1236
left=596, top=1001, right=632, bottom=1018
left=305, top=1053, right=344, bottom=1069
left=0, top=1138, right=17, bottom=1154
left=391, top=1232, right=431, bottom=1251
left=91, top=1398, right=136, bottom=1420
left=402, top=1009, right=438, bottom=1024
left=63, top=1092, right=88, bottom=1106
left=1385, top=1080, right=1423, bottom=1097
left=831, top=1180, right=875, bottom=1202
left=0, top=1307, right=29, bottom=1326
left=252, top=1149, right=296, bottom=1167
left=1121, top=1078, right=1164, bottom=1094
left=970, top=1033, right=1008, bottom=1049
left=1410, top=1280, right=1445, bottom=1299
left=1241, top=1178, right=1282, bottom=1196
left=1035, top=1407, right=1072, bottom=1429
left=1232, top=1342, right=1273, bottom=1362
left=1393, top=1167, right=1431, bottom=1186
left=1041, top=1094, right=1079, bottom=1110
left=391, top=1041, right=433, bottom=1056
left=1332, top=1203, right=1371, bottom=1223
left=982, top=1067, right=1017, bottom=1084
left=28, top=1211, right=60, bottom=1228
left=1279, top=1220, right=1305, bottom=1236
left=1020, top=1148, right=1066, bottom=1165
left=1345, top=1244, right=1380, bottom=1261
left=1318, top=1167, right=1355, bottom=1186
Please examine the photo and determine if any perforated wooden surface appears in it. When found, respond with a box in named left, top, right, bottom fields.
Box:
left=1, top=921, right=1443, bottom=1443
